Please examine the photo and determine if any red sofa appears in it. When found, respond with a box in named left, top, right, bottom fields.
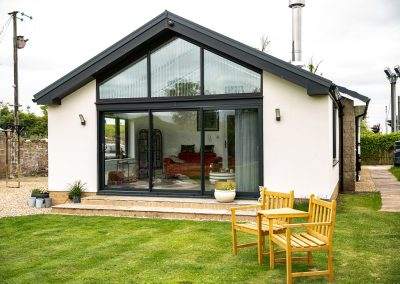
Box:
left=164, top=152, right=222, bottom=178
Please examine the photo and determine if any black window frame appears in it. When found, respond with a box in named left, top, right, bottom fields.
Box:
left=96, top=35, right=263, bottom=198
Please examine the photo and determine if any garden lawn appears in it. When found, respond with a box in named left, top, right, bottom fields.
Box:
left=1, top=193, right=400, bottom=283
left=390, top=166, right=400, bottom=181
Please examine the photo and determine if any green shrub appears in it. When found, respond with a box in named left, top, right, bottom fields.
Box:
left=68, top=181, right=86, bottom=199
left=360, top=132, right=400, bottom=164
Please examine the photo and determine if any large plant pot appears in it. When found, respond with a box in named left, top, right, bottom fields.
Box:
left=44, top=197, right=52, bottom=208
left=35, top=198, right=44, bottom=208
left=214, top=189, right=236, bottom=203
left=28, top=197, right=36, bottom=207
left=72, top=196, right=81, bottom=203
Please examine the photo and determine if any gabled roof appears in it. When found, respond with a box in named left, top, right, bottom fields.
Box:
left=33, top=10, right=340, bottom=105
left=32, top=11, right=371, bottom=107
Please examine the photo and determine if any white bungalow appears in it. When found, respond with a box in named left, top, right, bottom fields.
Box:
left=33, top=11, right=369, bottom=207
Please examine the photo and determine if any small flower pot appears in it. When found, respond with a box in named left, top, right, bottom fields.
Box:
left=214, top=189, right=236, bottom=203
left=28, top=197, right=36, bottom=207
left=72, top=196, right=81, bottom=203
left=35, top=198, right=44, bottom=208
left=44, top=197, right=52, bottom=208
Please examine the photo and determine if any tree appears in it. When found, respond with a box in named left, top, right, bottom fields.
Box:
left=260, top=35, right=271, bottom=52
left=0, top=103, right=48, bottom=138
left=371, top=124, right=381, bottom=134
left=307, top=57, right=323, bottom=75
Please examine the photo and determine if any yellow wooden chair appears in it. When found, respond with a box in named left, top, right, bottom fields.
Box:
left=268, top=194, right=337, bottom=283
left=231, top=187, right=294, bottom=264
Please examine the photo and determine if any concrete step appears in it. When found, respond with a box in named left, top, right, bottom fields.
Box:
left=51, top=203, right=256, bottom=222
left=81, top=195, right=258, bottom=210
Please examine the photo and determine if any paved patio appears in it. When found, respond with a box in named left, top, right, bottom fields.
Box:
left=365, top=165, right=400, bottom=212
left=0, top=176, right=50, bottom=218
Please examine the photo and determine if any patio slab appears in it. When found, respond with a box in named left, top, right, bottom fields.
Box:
left=367, top=166, right=400, bottom=212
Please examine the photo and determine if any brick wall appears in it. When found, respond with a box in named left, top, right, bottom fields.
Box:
left=342, top=98, right=356, bottom=191
left=0, top=132, right=48, bottom=177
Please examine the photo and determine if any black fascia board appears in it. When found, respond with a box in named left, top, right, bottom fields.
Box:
left=337, top=86, right=370, bottom=103
left=33, top=10, right=334, bottom=105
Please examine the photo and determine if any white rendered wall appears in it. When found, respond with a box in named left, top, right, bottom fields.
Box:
left=47, top=81, right=97, bottom=192
left=263, top=71, right=339, bottom=198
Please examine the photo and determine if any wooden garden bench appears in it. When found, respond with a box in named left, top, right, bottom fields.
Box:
left=231, top=188, right=294, bottom=264
left=268, top=194, right=337, bottom=283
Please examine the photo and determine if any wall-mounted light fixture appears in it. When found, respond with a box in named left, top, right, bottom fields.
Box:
left=79, top=114, right=86, bottom=126
left=275, top=108, right=281, bottom=121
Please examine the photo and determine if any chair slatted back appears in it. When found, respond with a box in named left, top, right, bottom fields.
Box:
left=307, top=194, right=337, bottom=242
left=259, top=187, right=295, bottom=224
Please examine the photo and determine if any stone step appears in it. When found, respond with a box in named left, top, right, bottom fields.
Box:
left=51, top=203, right=256, bottom=222
left=81, top=195, right=258, bottom=210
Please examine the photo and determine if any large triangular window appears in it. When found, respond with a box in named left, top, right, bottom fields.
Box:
left=151, top=38, right=200, bottom=97
left=99, top=57, right=147, bottom=99
left=204, top=50, right=261, bottom=95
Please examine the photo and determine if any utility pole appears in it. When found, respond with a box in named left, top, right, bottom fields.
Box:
left=384, top=66, right=400, bottom=132
left=5, top=11, right=31, bottom=188
left=385, top=106, right=388, bottom=133
left=9, top=11, right=19, bottom=129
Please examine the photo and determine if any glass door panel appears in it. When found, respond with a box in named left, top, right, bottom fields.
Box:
left=152, top=110, right=201, bottom=192
left=205, top=108, right=260, bottom=194
left=103, top=112, right=150, bottom=191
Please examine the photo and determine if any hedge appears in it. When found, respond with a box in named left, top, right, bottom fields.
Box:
left=360, top=132, right=400, bottom=165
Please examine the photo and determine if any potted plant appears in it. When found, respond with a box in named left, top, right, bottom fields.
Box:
left=214, top=181, right=236, bottom=203
left=32, top=188, right=45, bottom=208
left=41, top=188, right=52, bottom=208
left=28, top=188, right=40, bottom=207
left=68, top=181, right=86, bottom=203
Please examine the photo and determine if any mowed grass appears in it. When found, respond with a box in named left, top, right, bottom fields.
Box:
left=390, top=166, right=400, bottom=181
left=1, top=193, right=400, bottom=283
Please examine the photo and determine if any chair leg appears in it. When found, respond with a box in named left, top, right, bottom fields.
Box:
left=232, top=227, right=238, bottom=255
left=286, top=250, right=293, bottom=284
left=307, top=251, right=313, bottom=267
left=269, top=238, right=275, bottom=269
left=328, top=248, right=334, bottom=282
left=257, top=233, right=264, bottom=265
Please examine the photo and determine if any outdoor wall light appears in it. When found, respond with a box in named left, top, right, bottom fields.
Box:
left=275, top=108, right=281, bottom=121
left=79, top=114, right=86, bottom=126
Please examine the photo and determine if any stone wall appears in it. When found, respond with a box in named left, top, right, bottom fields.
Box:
left=0, top=132, right=48, bottom=178
left=342, top=98, right=356, bottom=191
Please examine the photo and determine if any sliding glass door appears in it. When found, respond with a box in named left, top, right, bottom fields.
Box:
left=103, top=112, right=150, bottom=191
left=100, top=107, right=261, bottom=196
left=203, top=108, right=260, bottom=195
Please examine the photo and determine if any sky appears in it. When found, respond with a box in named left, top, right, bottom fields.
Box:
left=0, top=0, right=399, bottom=130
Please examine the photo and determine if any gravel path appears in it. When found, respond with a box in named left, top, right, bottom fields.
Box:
left=355, top=166, right=376, bottom=192
left=0, top=177, right=50, bottom=218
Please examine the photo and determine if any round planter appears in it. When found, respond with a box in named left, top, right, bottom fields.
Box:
left=28, top=197, right=36, bottom=207
left=44, top=197, right=52, bottom=208
left=72, top=196, right=81, bottom=203
left=35, top=198, right=44, bottom=208
left=214, top=189, right=236, bottom=203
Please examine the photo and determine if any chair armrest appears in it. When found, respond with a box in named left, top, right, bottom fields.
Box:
left=282, top=222, right=332, bottom=228
left=230, top=204, right=260, bottom=212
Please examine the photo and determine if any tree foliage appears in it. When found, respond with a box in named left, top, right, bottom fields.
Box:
left=0, top=104, right=48, bottom=138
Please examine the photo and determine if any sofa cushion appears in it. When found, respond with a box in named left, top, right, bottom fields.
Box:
left=181, top=144, right=195, bottom=153
left=204, top=145, right=215, bottom=153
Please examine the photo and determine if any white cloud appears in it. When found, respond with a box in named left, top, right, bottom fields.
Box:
left=0, top=0, right=399, bottom=131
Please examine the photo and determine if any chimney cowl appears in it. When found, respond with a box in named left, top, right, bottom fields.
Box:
left=289, top=0, right=305, bottom=8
